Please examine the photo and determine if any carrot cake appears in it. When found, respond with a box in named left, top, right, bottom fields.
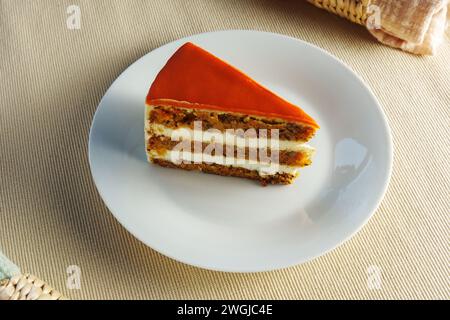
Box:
left=145, top=42, right=319, bottom=185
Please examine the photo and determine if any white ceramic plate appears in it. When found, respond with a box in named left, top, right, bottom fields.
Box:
left=89, top=30, right=392, bottom=272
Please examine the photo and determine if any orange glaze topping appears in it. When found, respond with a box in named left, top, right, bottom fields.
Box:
left=146, top=42, right=319, bottom=128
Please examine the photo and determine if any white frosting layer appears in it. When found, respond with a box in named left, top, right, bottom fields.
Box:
left=148, top=123, right=313, bottom=152
left=149, top=150, right=298, bottom=176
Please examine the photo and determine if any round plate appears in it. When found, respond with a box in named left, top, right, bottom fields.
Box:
left=89, top=30, right=392, bottom=272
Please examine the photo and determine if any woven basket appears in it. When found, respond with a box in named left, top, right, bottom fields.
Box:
left=307, top=0, right=369, bottom=25
left=0, top=274, right=66, bottom=300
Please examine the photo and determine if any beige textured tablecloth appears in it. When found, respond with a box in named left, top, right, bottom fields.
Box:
left=1, top=0, right=449, bottom=300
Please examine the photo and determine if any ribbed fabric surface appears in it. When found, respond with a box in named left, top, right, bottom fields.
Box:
left=0, top=0, right=449, bottom=300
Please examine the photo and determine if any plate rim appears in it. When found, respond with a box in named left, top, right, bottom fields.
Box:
left=88, top=30, right=393, bottom=272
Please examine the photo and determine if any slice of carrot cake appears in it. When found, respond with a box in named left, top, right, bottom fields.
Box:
left=145, top=42, right=319, bottom=185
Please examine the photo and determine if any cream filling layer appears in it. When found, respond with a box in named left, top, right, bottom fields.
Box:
left=147, top=123, right=314, bottom=153
left=149, top=150, right=298, bottom=176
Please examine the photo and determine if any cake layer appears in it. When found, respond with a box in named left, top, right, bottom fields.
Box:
left=147, top=105, right=316, bottom=142
left=147, top=135, right=313, bottom=167
left=148, top=150, right=298, bottom=177
left=147, top=123, right=313, bottom=152
left=152, top=158, right=297, bottom=186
